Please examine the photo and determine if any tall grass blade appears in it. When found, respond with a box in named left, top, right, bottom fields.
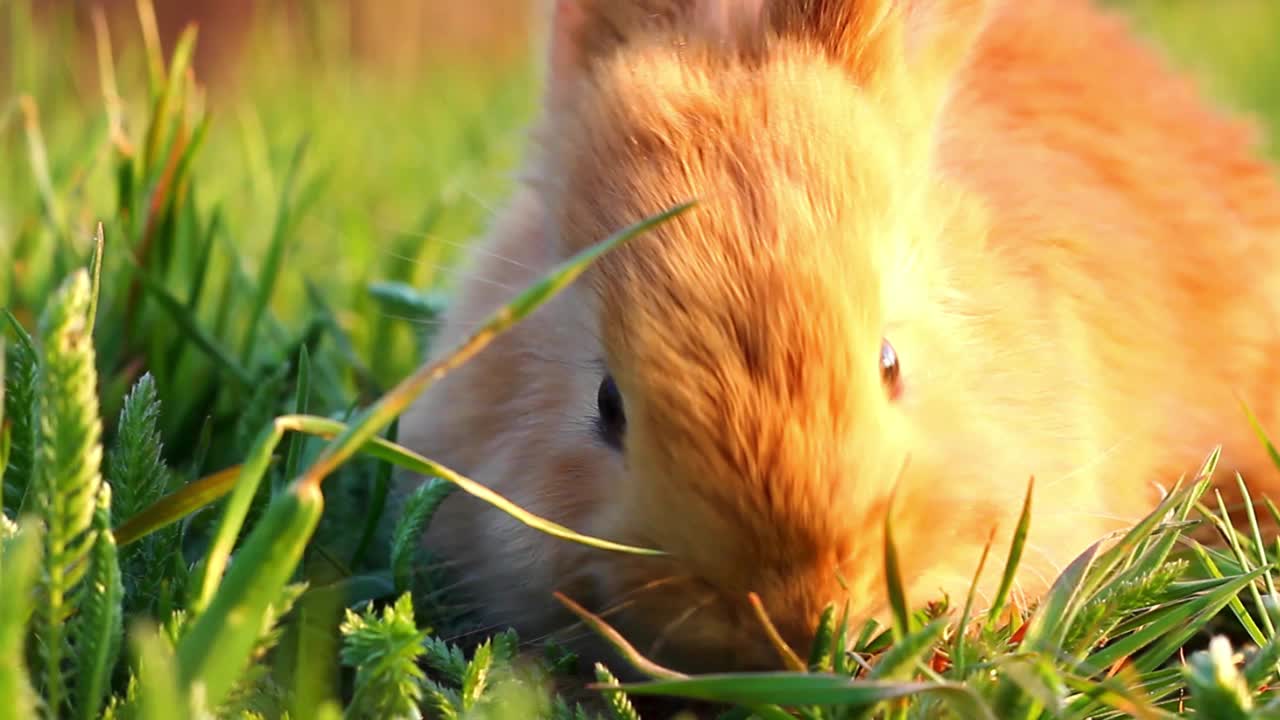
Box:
left=883, top=503, right=912, bottom=641
left=86, top=223, right=105, bottom=338
left=130, top=263, right=254, bottom=386
left=985, top=477, right=1033, bottom=632
left=176, top=480, right=324, bottom=709
left=294, top=201, right=693, bottom=501
left=192, top=419, right=287, bottom=612
left=282, top=345, right=311, bottom=486
left=141, top=24, right=197, bottom=173
left=239, top=137, right=310, bottom=365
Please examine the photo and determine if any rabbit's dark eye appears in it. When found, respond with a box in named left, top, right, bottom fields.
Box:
left=880, top=339, right=902, bottom=399
left=596, top=374, right=626, bottom=450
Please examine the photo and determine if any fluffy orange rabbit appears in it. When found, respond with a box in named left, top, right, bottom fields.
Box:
left=398, top=0, right=1280, bottom=675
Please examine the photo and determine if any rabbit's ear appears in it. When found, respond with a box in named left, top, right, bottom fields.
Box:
left=545, top=0, right=680, bottom=102
left=545, top=0, right=769, bottom=102
left=901, top=0, right=989, bottom=88
left=767, top=0, right=990, bottom=95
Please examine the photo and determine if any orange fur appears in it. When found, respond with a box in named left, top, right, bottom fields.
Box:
left=398, top=0, right=1280, bottom=676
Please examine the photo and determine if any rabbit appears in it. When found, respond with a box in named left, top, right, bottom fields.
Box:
left=397, top=0, right=1280, bottom=678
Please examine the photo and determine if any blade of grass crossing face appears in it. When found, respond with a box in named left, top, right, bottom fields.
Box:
left=293, top=203, right=694, bottom=494
left=117, top=411, right=664, bottom=558
left=555, top=592, right=687, bottom=681
left=176, top=481, right=324, bottom=709
left=278, top=415, right=661, bottom=555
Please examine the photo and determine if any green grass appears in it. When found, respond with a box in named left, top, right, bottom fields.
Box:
left=7, top=1, right=1280, bottom=718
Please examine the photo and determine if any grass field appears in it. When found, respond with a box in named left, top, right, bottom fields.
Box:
left=7, top=1, right=1280, bottom=718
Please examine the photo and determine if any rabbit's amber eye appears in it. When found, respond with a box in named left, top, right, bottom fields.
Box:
left=880, top=339, right=901, bottom=397
left=596, top=374, right=626, bottom=450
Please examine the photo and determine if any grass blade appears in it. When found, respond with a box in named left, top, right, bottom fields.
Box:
left=113, top=463, right=247, bottom=547
left=1018, top=539, right=1102, bottom=655
left=952, top=527, right=996, bottom=678
left=883, top=499, right=912, bottom=641
left=176, top=480, right=325, bottom=709
left=239, top=136, right=310, bottom=365
left=282, top=344, right=312, bottom=486
left=608, top=673, right=995, bottom=718
left=192, top=419, right=288, bottom=612
left=130, top=262, right=254, bottom=386
left=292, top=202, right=693, bottom=497
left=277, top=414, right=661, bottom=555
left=86, top=222, right=105, bottom=338
left=350, top=415, right=397, bottom=569
left=985, top=477, right=1033, bottom=632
